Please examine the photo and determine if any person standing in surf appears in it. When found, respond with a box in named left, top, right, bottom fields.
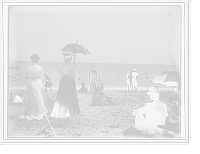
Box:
left=132, top=67, right=139, bottom=92
left=89, top=65, right=98, bottom=93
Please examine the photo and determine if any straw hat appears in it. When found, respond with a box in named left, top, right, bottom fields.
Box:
left=30, top=54, right=40, bottom=62
left=147, top=86, right=160, bottom=94
left=168, top=90, right=180, bottom=103
left=157, top=116, right=180, bottom=133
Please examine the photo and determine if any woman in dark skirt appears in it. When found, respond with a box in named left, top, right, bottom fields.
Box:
left=51, top=52, right=80, bottom=118
left=89, top=65, right=98, bottom=93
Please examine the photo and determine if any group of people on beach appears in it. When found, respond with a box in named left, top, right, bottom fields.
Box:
left=125, top=68, right=139, bottom=92
left=16, top=51, right=179, bottom=137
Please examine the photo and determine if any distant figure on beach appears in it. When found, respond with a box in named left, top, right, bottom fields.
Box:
left=131, top=67, right=139, bottom=92
left=23, top=54, right=48, bottom=123
left=44, top=74, right=53, bottom=91
left=9, top=92, right=24, bottom=104
left=168, top=90, right=181, bottom=115
left=89, top=65, right=98, bottom=93
left=51, top=52, right=80, bottom=118
left=91, top=83, right=114, bottom=106
left=78, top=82, right=88, bottom=93
left=125, top=69, right=133, bottom=91
left=123, top=86, right=168, bottom=136
left=15, top=74, right=17, bottom=79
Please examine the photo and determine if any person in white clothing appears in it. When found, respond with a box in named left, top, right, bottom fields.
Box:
left=131, top=67, right=139, bottom=92
left=23, top=54, right=47, bottom=120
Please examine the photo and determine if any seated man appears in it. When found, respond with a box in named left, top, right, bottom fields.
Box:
left=123, top=86, right=168, bottom=136
left=91, top=83, right=114, bottom=106
left=77, top=82, right=88, bottom=93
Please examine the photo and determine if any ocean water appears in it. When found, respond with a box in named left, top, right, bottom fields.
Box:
left=8, top=61, right=178, bottom=89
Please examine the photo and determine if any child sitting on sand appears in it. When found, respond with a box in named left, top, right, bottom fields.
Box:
left=77, top=82, right=88, bottom=93
left=91, top=83, right=114, bottom=106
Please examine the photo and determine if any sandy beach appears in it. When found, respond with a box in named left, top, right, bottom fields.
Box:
left=8, top=89, right=173, bottom=138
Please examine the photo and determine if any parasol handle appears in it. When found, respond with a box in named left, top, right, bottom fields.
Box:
left=74, top=40, right=78, bottom=64
left=74, top=55, right=76, bottom=64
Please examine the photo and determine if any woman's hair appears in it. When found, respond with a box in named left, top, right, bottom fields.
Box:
left=64, top=55, right=72, bottom=60
left=31, top=58, right=39, bottom=63
left=91, top=65, right=95, bottom=69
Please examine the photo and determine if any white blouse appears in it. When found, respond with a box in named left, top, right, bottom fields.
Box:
left=26, top=64, right=43, bottom=79
left=59, top=60, right=77, bottom=80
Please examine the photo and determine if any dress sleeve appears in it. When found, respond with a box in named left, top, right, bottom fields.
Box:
left=133, top=105, right=147, bottom=115
left=58, top=65, right=63, bottom=81
left=40, top=68, right=45, bottom=82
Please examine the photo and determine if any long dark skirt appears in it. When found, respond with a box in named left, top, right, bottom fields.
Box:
left=51, top=75, right=80, bottom=118
left=89, top=77, right=97, bottom=93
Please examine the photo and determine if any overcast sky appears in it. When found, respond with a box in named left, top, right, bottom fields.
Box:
left=9, top=5, right=181, bottom=65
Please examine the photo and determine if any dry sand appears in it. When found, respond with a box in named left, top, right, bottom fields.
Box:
left=8, top=89, right=173, bottom=138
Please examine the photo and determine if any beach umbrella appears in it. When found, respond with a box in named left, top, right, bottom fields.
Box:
left=152, top=71, right=180, bottom=87
left=61, top=41, right=90, bottom=64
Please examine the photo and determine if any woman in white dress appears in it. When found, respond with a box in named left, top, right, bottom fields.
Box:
left=23, top=54, right=47, bottom=120
left=89, top=65, right=98, bottom=93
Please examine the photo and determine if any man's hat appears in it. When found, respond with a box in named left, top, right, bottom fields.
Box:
left=147, top=86, right=160, bottom=95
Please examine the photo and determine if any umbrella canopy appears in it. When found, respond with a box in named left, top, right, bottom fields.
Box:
left=152, top=71, right=180, bottom=87
left=61, top=42, right=90, bottom=55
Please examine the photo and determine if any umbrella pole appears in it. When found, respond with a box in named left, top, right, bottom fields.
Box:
left=44, top=114, right=57, bottom=137
left=74, top=55, right=76, bottom=64
left=74, top=40, right=77, bottom=64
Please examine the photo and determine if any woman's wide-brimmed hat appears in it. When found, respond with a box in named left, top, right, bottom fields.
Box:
left=30, top=54, right=40, bottom=61
left=147, top=86, right=161, bottom=95
left=157, top=116, right=180, bottom=133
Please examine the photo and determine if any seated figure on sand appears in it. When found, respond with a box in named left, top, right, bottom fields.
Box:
left=91, top=83, right=114, bottom=106
left=78, top=82, right=88, bottom=93
left=123, top=86, right=168, bottom=135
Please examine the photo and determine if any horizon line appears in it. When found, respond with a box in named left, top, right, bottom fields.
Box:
left=9, top=60, right=179, bottom=66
